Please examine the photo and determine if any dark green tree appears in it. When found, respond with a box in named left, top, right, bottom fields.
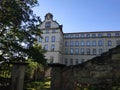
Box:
left=0, top=0, right=46, bottom=65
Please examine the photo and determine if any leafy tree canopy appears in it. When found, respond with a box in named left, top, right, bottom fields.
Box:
left=0, top=0, right=46, bottom=65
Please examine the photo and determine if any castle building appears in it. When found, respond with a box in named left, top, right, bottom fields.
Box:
left=38, top=13, right=120, bottom=65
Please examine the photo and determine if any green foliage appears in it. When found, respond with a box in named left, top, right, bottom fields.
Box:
left=43, top=77, right=51, bottom=89
left=27, top=43, right=47, bottom=65
left=24, top=82, right=44, bottom=90
left=25, top=59, right=45, bottom=81
left=24, top=77, right=51, bottom=90
left=0, top=0, right=46, bottom=65
left=0, top=63, right=12, bottom=78
left=87, top=85, right=97, bottom=90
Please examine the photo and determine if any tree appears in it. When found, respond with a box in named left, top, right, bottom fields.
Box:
left=0, top=0, right=46, bottom=65
left=25, top=59, right=45, bottom=81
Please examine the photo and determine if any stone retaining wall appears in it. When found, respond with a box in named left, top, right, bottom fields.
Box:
left=50, top=45, right=120, bottom=90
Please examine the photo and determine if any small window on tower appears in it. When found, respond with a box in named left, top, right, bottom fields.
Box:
left=45, top=22, right=51, bottom=28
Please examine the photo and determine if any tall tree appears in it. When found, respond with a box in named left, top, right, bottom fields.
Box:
left=0, top=0, right=46, bottom=65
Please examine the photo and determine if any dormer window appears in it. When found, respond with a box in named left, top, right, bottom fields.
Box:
left=45, top=22, right=51, bottom=28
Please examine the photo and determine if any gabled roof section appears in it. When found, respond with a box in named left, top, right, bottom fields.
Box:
left=40, top=13, right=64, bottom=34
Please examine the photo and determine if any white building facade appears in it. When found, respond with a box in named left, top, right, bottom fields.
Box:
left=39, top=13, right=120, bottom=65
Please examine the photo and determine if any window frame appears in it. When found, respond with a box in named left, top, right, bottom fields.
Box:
left=80, top=48, right=85, bottom=55
left=45, top=36, right=49, bottom=42
left=70, top=48, right=74, bottom=54
left=51, top=36, right=55, bottom=42
left=86, top=41, right=90, bottom=46
left=108, top=40, right=112, bottom=46
left=86, top=48, right=90, bottom=55
left=45, top=22, right=51, bottom=28
left=51, top=44, right=55, bottom=51
left=75, top=48, right=79, bottom=54
left=98, top=40, right=103, bottom=46
left=44, top=44, right=48, bottom=50
left=81, top=41, right=85, bottom=46
left=92, top=41, right=96, bottom=46
left=75, top=41, right=79, bottom=47
left=93, top=48, right=97, bottom=55
left=70, top=41, right=74, bottom=47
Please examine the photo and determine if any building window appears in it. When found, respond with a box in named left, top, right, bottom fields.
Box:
left=65, top=34, right=69, bottom=38
left=108, top=40, right=112, bottom=46
left=86, top=34, right=90, bottom=38
left=45, top=36, right=49, bottom=42
left=64, top=58, right=68, bottom=65
left=107, top=33, right=111, bottom=37
left=39, top=37, right=42, bottom=42
left=70, top=48, right=74, bottom=54
left=45, top=22, right=51, bottom=28
left=44, top=44, right=48, bottom=50
left=70, top=41, right=74, bottom=46
left=81, top=34, right=85, bottom=38
left=52, top=30, right=56, bottom=33
left=86, top=41, right=90, bottom=46
left=75, top=41, right=79, bottom=46
left=98, top=40, right=103, bottom=46
left=115, top=32, right=119, bottom=37
left=75, top=34, right=79, bottom=38
left=46, top=30, right=49, bottom=34
left=75, top=59, right=79, bottom=64
left=98, top=33, right=103, bottom=37
left=80, top=48, right=85, bottom=55
left=65, top=41, right=69, bottom=46
left=93, top=49, right=97, bottom=55
left=92, top=34, right=96, bottom=38
left=50, top=56, right=54, bottom=63
left=51, top=36, right=55, bottom=42
left=70, top=34, right=74, bottom=38
left=65, top=48, right=68, bottom=54
left=99, top=48, right=103, bottom=54
left=81, top=59, right=85, bottom=63
left=75, top=48, right=79, bottom=54
left=81, top=41, right=85, bottom=46
left=92, top=41, right=96, bottom=46
left=116, top=40, right=120, bottom=46
left=86, top=48, right=90, bottom=55
left=51, top=44, right=55, bottom=51
left=70, top=59, right=73, bottom=65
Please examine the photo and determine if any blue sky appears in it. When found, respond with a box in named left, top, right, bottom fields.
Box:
left=33, top=0, right=120, bottom=33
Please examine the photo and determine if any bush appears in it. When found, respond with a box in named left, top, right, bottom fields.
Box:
left=24, top=77, right=51, bottom=90
left=24, top=82, right=44, bottom=90
left=26, top=88, right=36, bottom=90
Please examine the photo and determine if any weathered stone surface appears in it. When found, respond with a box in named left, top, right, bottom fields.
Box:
left=50, top=45, right=120, bottom=90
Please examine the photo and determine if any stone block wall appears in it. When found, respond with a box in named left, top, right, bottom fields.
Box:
left=50, top=45, right=120, bottom=90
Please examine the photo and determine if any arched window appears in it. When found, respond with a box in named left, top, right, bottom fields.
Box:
left=45, top=22, right=51, bottom=28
